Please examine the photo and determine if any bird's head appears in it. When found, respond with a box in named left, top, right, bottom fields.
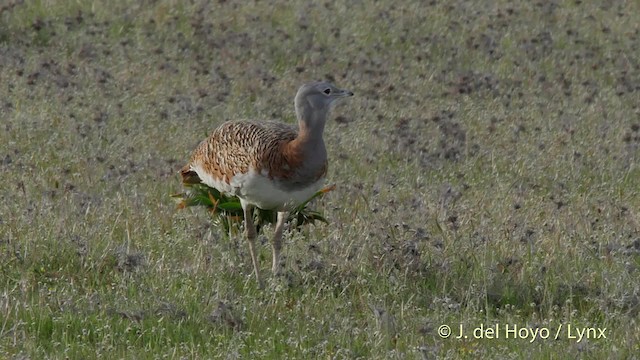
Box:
left=295, top=82, right=354, bottom=124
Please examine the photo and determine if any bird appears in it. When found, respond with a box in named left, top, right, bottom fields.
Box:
left=180, top=81, right=354, bottom=286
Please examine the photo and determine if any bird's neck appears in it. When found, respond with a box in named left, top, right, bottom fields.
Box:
left=295, top=107, right=327, bottom=148
left=282, top=109, right=328, bottom=170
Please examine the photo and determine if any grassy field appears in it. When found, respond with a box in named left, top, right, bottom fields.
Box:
left=1, top=0, right=640, bottom=358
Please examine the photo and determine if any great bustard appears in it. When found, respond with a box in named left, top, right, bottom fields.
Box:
left=180, top=82, right=354, bottom=286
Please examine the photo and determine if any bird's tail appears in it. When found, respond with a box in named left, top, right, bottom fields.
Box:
left=179, top=165, right=202, bottom=185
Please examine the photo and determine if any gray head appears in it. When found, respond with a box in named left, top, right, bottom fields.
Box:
left=294, top=82, right=353, bottom=133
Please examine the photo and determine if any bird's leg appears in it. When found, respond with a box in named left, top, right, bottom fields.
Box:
left=242, top=202, right=262, bottom=288
left=272, top=211, right=288, bottom=276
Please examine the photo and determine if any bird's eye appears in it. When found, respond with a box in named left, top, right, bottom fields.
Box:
left=323, top=88, right=331, bottom=95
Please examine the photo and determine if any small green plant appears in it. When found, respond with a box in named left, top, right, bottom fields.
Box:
left=172, top=183, right=332, bottom=236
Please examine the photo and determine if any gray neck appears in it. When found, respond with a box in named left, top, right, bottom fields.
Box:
left=296, top=99, right=328, bottom=150
left=289, top=100, right=328, bottom=183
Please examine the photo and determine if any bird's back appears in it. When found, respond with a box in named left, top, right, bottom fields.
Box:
left=181, top=121, right=327, bottom=209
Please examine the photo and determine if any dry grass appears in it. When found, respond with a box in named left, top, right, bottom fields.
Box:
left=1, top=0, right=640, bottom=358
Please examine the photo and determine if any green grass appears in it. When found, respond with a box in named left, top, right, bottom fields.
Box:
left=2, top=0, right=640, bottom=358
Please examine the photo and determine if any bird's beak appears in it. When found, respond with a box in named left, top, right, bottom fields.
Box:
left=339, top=89, right=354, bottom=97
left=329, top=89, right=353, bottom=109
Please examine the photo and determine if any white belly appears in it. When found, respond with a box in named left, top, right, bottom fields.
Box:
left=192, top=165, right=324, bottom=210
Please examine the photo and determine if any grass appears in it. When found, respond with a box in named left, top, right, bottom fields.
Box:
left=1, top=0, right=640, bottom=358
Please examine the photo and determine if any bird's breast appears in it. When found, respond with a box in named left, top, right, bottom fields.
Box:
left=263, top=140, right=327, bottom=191
left=233, top=168, right=325, bottom=210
